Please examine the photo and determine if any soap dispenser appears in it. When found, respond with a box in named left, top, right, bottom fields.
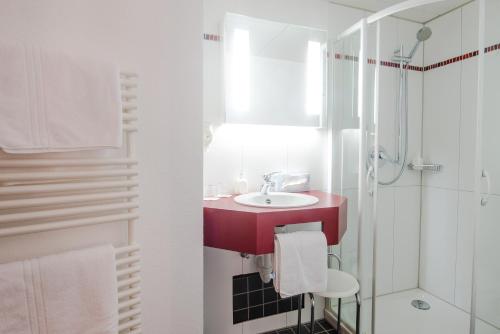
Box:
left=235, top=173, right=248, bottom=194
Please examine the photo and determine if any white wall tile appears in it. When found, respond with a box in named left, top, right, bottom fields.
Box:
left=393, top=186, right=420, bottom=292
left=482, top=52, right=500, bottom=196
left=462, top=2, right=479, bottom=54
left=476, top=194, right=500, bottom=328
left=419, top=187, right=458, bottom=304
left=455, top=191, right=474, bottom=312
left=394, top=69, right=423, bottom=187
left=285, top=128, right=326, bottom=190
left=459, top=58, right=478, bottom=192
left=422, top=64, right=461, bottom=190
left=376, top=187, right=395, bottom=295
left=484, top=0, right=500, bottom=47
left=374, top=18, right=423, bottom=188
left=204, top=247, right=244, bottom=334
left=424, top=9, right=461, bottom=65
left=476, top=319, right=500, bottom=334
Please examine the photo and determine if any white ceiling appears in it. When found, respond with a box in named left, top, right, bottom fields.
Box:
left=330, top=0, right=472, bottom=23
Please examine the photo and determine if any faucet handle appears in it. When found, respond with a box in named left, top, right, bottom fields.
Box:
left=263, top=171, right=280, bottom=182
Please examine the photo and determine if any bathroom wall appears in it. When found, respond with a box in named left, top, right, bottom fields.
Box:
left=0, top=1, right=203, bottom=333
left=203, top=0, right=369, bottom=194
left=420, top=0, right=478, bottom=314
left=420, top=3, right=500, bottom=332
left=203, top=1, right=367, bottom=332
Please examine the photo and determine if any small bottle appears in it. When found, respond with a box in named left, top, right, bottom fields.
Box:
left=235, top=173, right=248, bottom=194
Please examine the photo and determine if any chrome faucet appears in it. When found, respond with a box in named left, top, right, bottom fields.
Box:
left=261, top=172, right=279, bottom=195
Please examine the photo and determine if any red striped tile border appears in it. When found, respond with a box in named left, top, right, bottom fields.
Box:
left=334, top=42, right=500, bottom=72
left=335, top=53, right=424, bottom=71
left=203, top=33, right=221, bottom=42
left=205, top=34, right=500, bottom=72
left=423, top=50, right=479, bottom=71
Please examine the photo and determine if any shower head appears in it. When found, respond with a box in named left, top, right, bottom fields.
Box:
left=408, top=26, right=432, bottom=59
left=416, top=26, right=432, bottom=42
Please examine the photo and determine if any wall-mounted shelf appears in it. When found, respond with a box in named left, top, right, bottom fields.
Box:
left=408, top=162, right=442, bottom=172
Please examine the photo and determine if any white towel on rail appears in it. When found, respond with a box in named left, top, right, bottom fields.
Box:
left=0, top=43, right=122, bottom=153
left=0, top=245, right=118, bottom=334
left=273, top=231, right=328, bottom=298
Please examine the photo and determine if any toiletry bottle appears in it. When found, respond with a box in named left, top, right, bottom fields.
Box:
left=235, top=173, right=248, bottom=194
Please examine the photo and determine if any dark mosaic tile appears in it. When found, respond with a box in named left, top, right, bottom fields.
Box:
left=233, top=293, right=248, bottom=310
left=248, top=274, right=263, bottom=291
left=263, top=279, right=274, bottom=289
left=233, top=309, right=248, bottom=324
left=249, top=305, right=264, bottom=320
left=291, top=294, right=305, bottom=310
left=233, top=273, right=305, bottom=324
left=264, top=287, right=278, bottom=303
left=278, top=298, right=292, bottom=313
left=233, top=277, right=248, bottom=294
left=249, top=290, right=263, bottom=306
left=264, top=302, right=278, bottom=316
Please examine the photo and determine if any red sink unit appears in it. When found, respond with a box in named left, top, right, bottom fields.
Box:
left=203, top=190, right=348, bottom=255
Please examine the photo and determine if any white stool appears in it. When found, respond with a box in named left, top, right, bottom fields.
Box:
left=296, top=253, right=360, bottom=334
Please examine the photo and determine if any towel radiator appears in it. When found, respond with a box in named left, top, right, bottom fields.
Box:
left=0, top=71, right=142, bottom=333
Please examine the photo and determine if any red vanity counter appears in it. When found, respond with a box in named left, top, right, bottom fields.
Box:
left=203, top=190, right=348, bottom=255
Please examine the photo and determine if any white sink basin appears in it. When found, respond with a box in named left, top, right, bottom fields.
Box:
left=233, top=192, right=319, bottom=208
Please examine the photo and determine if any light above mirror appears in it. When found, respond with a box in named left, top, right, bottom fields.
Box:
left=224, top=14, right=327, bottom=127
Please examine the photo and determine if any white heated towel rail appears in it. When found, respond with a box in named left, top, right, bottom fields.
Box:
left=0, top=71, right=142, bottom=334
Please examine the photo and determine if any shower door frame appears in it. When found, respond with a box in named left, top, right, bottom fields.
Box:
left=331, top=0, right=484, bottom=333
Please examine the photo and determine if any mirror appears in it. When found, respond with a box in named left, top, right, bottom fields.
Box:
left=224, top=14, right=327, bottom=127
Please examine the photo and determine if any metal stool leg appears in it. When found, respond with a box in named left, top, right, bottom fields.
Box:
left=309, top=293, right=315, bottom=333
left=337, top=298, right=342, bottom=334
left=355, top=293, right=361, bottom=334
left=296, top=294, right=303, bottom=334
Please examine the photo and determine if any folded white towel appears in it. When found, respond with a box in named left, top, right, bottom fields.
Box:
left=273, top=231, right=327, bottom=298
left=0, top=43, right=122, bottom=153
left=0, top=245, right=118, bottom=334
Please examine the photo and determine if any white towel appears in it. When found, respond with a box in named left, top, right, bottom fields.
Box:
left=0, top=43, right=122, bottom=153
left=273, top=231, right=328, bottom=298
left=0, top=245, right=118, bottom=334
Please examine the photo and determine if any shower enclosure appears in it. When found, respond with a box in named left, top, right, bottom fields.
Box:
left=328, top=0, right=500, bottom=333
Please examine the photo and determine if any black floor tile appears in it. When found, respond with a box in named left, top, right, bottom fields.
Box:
left=257, top=319, right=336, bottom=334
left=277, top=329, right=294, bottom=334
left=317, top=319, right=334, bottom=331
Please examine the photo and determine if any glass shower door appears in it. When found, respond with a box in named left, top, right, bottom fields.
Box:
left=472, top=1, right=500, bottom=333
left=329, top=18, right=377, bottom=334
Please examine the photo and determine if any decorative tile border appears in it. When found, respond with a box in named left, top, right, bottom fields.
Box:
left=232, top=272, right=305, bottom=324
left=335, top=53, right=424, bottom=71
left=203, top=33, right=221, bottom=41
left=423, top=50, right=479, bottom=71
left=204, top=32, right=500, bottom=73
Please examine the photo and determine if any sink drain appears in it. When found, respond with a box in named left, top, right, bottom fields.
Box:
left=411, top=299, right=431, bottom=310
